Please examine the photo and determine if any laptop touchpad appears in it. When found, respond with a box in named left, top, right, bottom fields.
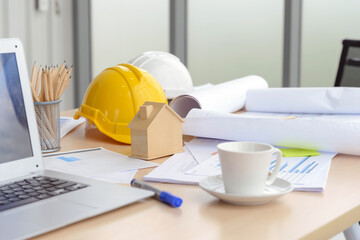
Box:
left=2, top=199, right=95, bottom=239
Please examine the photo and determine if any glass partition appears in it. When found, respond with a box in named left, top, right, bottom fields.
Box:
left=301, top=0, right=360, bottom=87
left=188, top=0, right=283, bottom=87
left=91, top=0, right=169, bottom=77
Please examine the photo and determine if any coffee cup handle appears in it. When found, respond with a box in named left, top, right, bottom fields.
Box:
left=266, top=148, right=282, bottom=185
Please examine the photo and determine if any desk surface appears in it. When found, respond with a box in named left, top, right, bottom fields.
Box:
left=34, top=110, right=360, bottom=240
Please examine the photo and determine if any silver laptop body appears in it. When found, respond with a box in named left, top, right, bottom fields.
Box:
left=0, top=38, right=153, bottom=240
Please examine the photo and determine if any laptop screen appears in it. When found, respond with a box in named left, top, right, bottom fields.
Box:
left=0, top=53, right=33, bottom=164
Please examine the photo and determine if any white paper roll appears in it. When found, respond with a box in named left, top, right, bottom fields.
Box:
left=170, top=75, right=268, bottom=118
left=183, top=109, right=360, bottom=156
left=246, top=87, right=360, bottom=114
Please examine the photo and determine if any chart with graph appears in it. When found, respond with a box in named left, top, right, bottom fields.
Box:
left=271, top=153, right=336, bottom=185
left=186, top=150, right=336, bottom=191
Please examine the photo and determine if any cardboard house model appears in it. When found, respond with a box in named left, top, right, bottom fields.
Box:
left=128, top=101, right=184, bottom=160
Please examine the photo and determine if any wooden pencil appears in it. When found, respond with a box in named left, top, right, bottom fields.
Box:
left=56, top=69, right=69, bottom=99
left=48, top=67, right=54, bottom=101
left=40, top=69, right=46, bottom=101
left=57, top=61, right=66, bottom=77
left=30, top=62, right=36, bottom=87
left=58, top=76, right=71, bottom=99
left=57, top=66, right=72, bottom=98
left=35, top=65, right=42, bottom=95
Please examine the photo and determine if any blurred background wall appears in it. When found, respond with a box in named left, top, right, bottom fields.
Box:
left=1, top=0, right=360, bottom=110
left=0, top=0, right=74, bottom=110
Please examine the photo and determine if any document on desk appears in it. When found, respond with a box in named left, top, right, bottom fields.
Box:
left=143, top=138, right=225, bottom=184
left=274, top=153, right=336, bottom=192
left=183, top=109, right=360, bottom=156
left=43, top=148, right=158, bottom=183
left=144, top=138, right=224, bottom=184
left=185, top=142, right=336, bottom=192
left=60, top=117, right=85, bottom=138
left=143, top=146, right=205, bottom=184
left=144, top=138, right=335, bottom=191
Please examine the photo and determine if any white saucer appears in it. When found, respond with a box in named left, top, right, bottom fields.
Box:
left=199, top=175, right=293, bottom=205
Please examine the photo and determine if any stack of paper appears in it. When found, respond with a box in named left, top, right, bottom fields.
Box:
left=44, top=147, right=159, bottom=184
left=144, top=138, right=336, bottom=192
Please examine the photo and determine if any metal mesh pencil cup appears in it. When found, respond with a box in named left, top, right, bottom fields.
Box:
left=34, top=100, right=61, bottom=153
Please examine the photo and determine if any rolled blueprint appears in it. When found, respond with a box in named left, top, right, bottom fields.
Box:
left=170, top=75, right=268, bottom=117
left=246, top=87, right=360, bottom=114
left=183, top=109, right=360, bottom=156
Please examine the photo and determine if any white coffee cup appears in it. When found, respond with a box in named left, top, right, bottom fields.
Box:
left=217, top=142, right=282, bottom=195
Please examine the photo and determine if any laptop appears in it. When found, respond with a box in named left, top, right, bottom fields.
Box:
left=0, top=38, right=154, bottom=240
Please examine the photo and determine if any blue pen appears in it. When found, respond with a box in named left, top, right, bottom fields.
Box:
left=131, top=179, right=183, bottom=208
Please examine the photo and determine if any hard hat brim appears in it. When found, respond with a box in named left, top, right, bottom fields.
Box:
left=74, top=104, right=131, bottom=144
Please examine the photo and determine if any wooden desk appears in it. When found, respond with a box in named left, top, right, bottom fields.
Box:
left=34, top=110, right=360, bottom=240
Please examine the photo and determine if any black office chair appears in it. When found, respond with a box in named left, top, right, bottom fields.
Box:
left=334, top=39, right=360, bottom=87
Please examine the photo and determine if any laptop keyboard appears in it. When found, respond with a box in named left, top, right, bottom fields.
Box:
left=0, top=176, right=88, bottom=212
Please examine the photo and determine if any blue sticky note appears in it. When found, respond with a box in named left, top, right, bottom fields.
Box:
left=57, top=156, right=81, bottom=162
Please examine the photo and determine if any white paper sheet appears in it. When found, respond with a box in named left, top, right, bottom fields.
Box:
left=89, top=169, right=137, bottom=184
left=186, top=154, right=221, bottom=177
left=296, top=165, right=330, bottom=192
left=183, top=109, right=360, bottom=156
left=170, top=75, right=268, bottom=117
left=277, top=153, right=336, bottom=187
left=144, top=138, right=334, bottom=191
left=185, top=145, right=335, bottom=192
left=246, top=87, right=360, bottom=114
left=143, top=138, right=226, bottom=184
left=43, top=148, right=158, bottom=182
left=60, top=117, right=85, bottom=138
left=184, top=138, right=225, bottom=164
left=143, top=146, right=206, bottom=184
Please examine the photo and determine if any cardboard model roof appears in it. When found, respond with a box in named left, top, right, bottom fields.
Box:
left=128, top=101, right=184, bottom=130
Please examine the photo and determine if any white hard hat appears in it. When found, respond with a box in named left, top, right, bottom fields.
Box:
left=129, top=51, right=193, bottom=99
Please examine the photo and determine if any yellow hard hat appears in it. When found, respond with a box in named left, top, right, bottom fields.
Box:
left=73, top=63, right=168, bottom=144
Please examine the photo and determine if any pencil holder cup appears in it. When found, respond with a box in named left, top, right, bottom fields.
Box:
left=34, top=100, right=61, bottom=153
